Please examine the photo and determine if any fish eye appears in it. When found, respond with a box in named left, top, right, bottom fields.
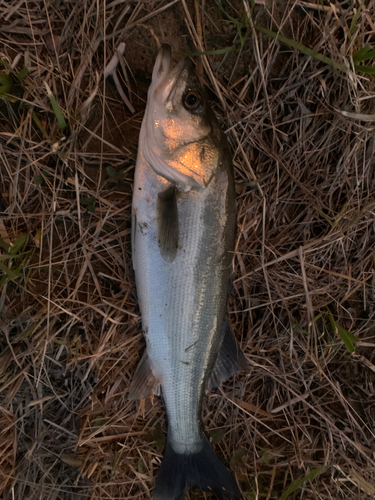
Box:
left=183, top=90, right=203, bottom=112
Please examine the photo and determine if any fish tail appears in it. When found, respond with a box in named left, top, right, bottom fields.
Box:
left=153, top=434, right=241, bottom=500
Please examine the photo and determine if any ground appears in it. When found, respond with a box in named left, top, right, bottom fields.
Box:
left=1, top=0, right=375, bottom=499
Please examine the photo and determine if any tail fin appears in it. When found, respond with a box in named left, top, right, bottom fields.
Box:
left=153, top=434, right=241, bottom=500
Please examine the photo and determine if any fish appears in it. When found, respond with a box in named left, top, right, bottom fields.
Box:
left=130, top=44, right=246, bottom=500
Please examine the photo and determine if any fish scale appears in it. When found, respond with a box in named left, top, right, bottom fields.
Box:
left=134, top=156, right=226, bottom=447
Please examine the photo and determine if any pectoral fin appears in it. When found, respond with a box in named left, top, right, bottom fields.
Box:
left=128, top=352, right=161, bottom=399
left=157, top=186, right=179, bottom=262
left=207, top=320, right=247, bottom=390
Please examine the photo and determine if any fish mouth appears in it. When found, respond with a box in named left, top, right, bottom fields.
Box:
left=152, top=45, right=191, bottom=105
left=151, top=44, right=172, bottom=88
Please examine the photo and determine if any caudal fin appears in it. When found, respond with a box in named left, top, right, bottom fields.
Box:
left=153, top=434, right=241, bottom=500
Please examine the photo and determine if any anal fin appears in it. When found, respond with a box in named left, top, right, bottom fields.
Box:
left=128, top=352, right=160, bottom=399
left=208, top=320, right=247, bottom=391
left=157, top=186, right=178, bottom=262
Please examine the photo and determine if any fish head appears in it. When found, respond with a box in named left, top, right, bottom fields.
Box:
left=140, top=45, right=222, bottom=190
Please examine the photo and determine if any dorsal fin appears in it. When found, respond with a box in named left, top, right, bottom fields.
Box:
left=157, top=186, right=179, bottom=262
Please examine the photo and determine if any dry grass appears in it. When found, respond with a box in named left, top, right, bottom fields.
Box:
left=1, top=0, right=375, bottom=499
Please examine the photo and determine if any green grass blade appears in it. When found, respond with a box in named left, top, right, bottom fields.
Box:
left=0, top=71, right=12, bottom=95
left=0, top=59, right=29, bottom=82
left=0, top=254, right=15, bottom=260
left=0, top=252, right=28, bottom=261
left=184, top=24, right=374, bottom=77
left=181, top=46, right=234, bottom=56
left=353, top=46, right=375, bottom=63
left=16, top=67, right=29, bottom=82
left=350, top=0, right=365, bottom=35
left=44, top=82, right=67, bottom=131
left=311, top=311, right=325, bottom=324
left=279, top=467, right=324, bottom=500
left=336, top=324, right=359, bottom=353
left=0, top=261, right=18, bottom=280
left=326, top=309, right=359, bottom=353
left=9, top=234, right=28, bottom=255
left=0, top=237, right=10, bottom=251
left=254, top=24, right=347, bottom=72
left=196, top=1, right=220, bottom=31
left=0, top=59, right=12, bottom=70
left=354, top=64, right=375, bottom=74
left=31, top=112, right=50, bottom=140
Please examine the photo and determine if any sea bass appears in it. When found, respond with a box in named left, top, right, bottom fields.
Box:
left=130, top=44, right=245, bottom=500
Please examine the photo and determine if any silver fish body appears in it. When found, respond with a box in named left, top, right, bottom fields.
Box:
left=131, top=45, right=243, bottom=500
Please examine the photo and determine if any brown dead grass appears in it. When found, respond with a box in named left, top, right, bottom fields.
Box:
left=1, top=0, right=375, bottom=499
